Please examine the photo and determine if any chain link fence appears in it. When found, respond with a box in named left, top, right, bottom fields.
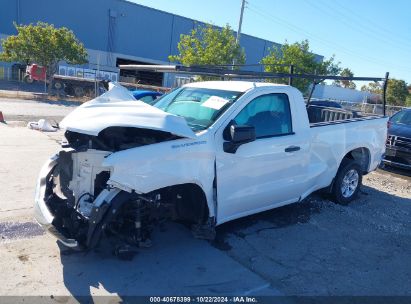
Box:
left=0, top=63, right=48, bottom=93
left=331, top=100, right=406, bottom=117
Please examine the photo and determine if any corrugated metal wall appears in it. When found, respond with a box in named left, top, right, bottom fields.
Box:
left=0, top=0, right=323, bottom=69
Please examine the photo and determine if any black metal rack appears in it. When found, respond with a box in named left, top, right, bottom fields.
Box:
left=119, top=64, right=390, bottom=116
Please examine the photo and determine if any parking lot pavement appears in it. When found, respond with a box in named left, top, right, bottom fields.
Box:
left=0, top=97, right=78, bottom=123
left=0, top=124, right=280, bottom=297
left=0, top=223, right=281, bottom=297
left=0, top=123, right=61, bottom=222
left=0, top=124, right=410, bottom=298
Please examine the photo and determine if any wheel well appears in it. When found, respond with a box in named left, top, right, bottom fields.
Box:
left=341, top=147, right=371, bottom=173
left=150, top=183, right=209, bottom=224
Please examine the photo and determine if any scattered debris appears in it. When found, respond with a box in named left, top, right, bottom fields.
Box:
left=27, top=119, right=58, bottom=132
left=18, top=254, right=29, bottom=262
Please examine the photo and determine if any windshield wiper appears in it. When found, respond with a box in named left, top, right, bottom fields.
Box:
left=187, top=122, right=207, bottom=130
left=175, top=97, right=202, bottom=102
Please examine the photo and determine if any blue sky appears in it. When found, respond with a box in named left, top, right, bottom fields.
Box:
left=131, top=0, right=411, bottom=84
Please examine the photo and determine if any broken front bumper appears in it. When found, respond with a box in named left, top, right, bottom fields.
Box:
left=34, top=155, right=81, bottom=249
left=34, top=154, right=125, bottom=250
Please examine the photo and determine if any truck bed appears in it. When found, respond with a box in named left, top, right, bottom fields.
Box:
left=307, top=105, right=383, bottom=126
left=301, top=114, right=388, bottom=199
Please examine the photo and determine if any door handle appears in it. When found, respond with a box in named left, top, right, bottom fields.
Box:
left=285, top=146, right=300, bottom=153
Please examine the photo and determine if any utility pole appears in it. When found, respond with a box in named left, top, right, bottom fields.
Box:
left=233, top=0, right=246, bottom=68
left=236, top=0, right=246, bottom=45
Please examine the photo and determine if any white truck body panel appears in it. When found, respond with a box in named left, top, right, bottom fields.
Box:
left=67, top=82, right=386, bottom=225
left=102, top=135, right=217, bottom=217
left=304, top=118, right=387, bottom=198
left=35, top=81, right=387, bottom=247
left=214, top=86, right=311, bottom=223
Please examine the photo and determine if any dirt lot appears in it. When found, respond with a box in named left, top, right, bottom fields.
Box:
left=219, top=171, right=411, bottom=295
left=0, top=123, right=410, bottom=298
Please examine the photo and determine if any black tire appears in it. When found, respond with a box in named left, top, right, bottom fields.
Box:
left=74, top=86, right=84, bottom=97
left=331, top=160, right=363, bottom=205
left=54, top=81, right=63, bottom=90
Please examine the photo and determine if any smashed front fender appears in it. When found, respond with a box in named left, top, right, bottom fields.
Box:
left=102, top=137, right=216, bottom=217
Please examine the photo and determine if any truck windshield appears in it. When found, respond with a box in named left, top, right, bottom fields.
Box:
left=154, top=87, right=242, bottom=131
left=391, top=110, right=411, bottom=126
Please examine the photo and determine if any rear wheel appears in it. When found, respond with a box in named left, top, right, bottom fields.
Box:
left=74, top=86, right=84, bottom=97
left=331, top=160, right=362, bottom=205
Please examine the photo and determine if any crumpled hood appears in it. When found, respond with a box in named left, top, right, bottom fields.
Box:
left=60, top=83, right=196, bottom=139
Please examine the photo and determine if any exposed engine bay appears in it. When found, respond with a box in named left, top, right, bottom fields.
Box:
left=64, top=127, right=180, bottom=152
left=42, top=127, right=212, bottom=251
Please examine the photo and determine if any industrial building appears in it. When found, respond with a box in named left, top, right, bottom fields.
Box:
left=0, top=0, right=322, bottom=87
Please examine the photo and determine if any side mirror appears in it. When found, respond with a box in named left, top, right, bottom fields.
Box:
left=224, top=124, right=256, bottom=153
left=230, top=124, right=256, bottom=143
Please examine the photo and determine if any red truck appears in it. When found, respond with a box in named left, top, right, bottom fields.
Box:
left=24, top=64, right=107, bottom=97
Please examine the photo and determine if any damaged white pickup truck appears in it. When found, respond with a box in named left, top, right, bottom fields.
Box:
left=34, top=81, right=387, bottom=250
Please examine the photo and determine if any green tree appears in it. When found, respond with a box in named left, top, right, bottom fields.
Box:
left=334, top=68, right=356, bottom=89
left=361, top=79, right=409, bottom=106
left=0, top=22, right=88, bottom=90
left=169, top=23, right=245, bottom=68
left=261, top=40, right=341, bottom=93
left=361, top=82, right=382, bottom=94
left=386, top=79, right=409, bottom=106
left=314, top=54, right=341, bottom=77
left=406, top=95, right=411, bottom=107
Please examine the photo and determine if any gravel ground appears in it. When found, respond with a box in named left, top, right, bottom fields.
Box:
left=214, top=170, right=411, bottom=295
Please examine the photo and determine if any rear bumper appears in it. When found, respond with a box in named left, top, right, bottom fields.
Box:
left=34, top=155, right=81, bottom=249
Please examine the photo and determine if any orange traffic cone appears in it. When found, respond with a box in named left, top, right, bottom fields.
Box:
left=0, top=111, right=5, bottom=123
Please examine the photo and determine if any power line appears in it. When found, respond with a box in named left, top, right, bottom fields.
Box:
left=246, top=6, right=370, bottom=61
left=311, top=0, right=411, bottom=52
left=330, top=0, right=411, bottom=47
left=246, top=2, right=411, bottom=72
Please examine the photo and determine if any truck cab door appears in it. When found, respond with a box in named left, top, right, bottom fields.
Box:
left=215, top=92, right=310, bottom=224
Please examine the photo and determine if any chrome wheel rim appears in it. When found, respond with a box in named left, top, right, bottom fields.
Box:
left=341, top=169, right=359, bottom=198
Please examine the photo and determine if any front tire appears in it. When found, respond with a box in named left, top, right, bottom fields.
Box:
left=331, top=160, right=362, bottom=205
left=24, top=75, right=34, bottom=84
